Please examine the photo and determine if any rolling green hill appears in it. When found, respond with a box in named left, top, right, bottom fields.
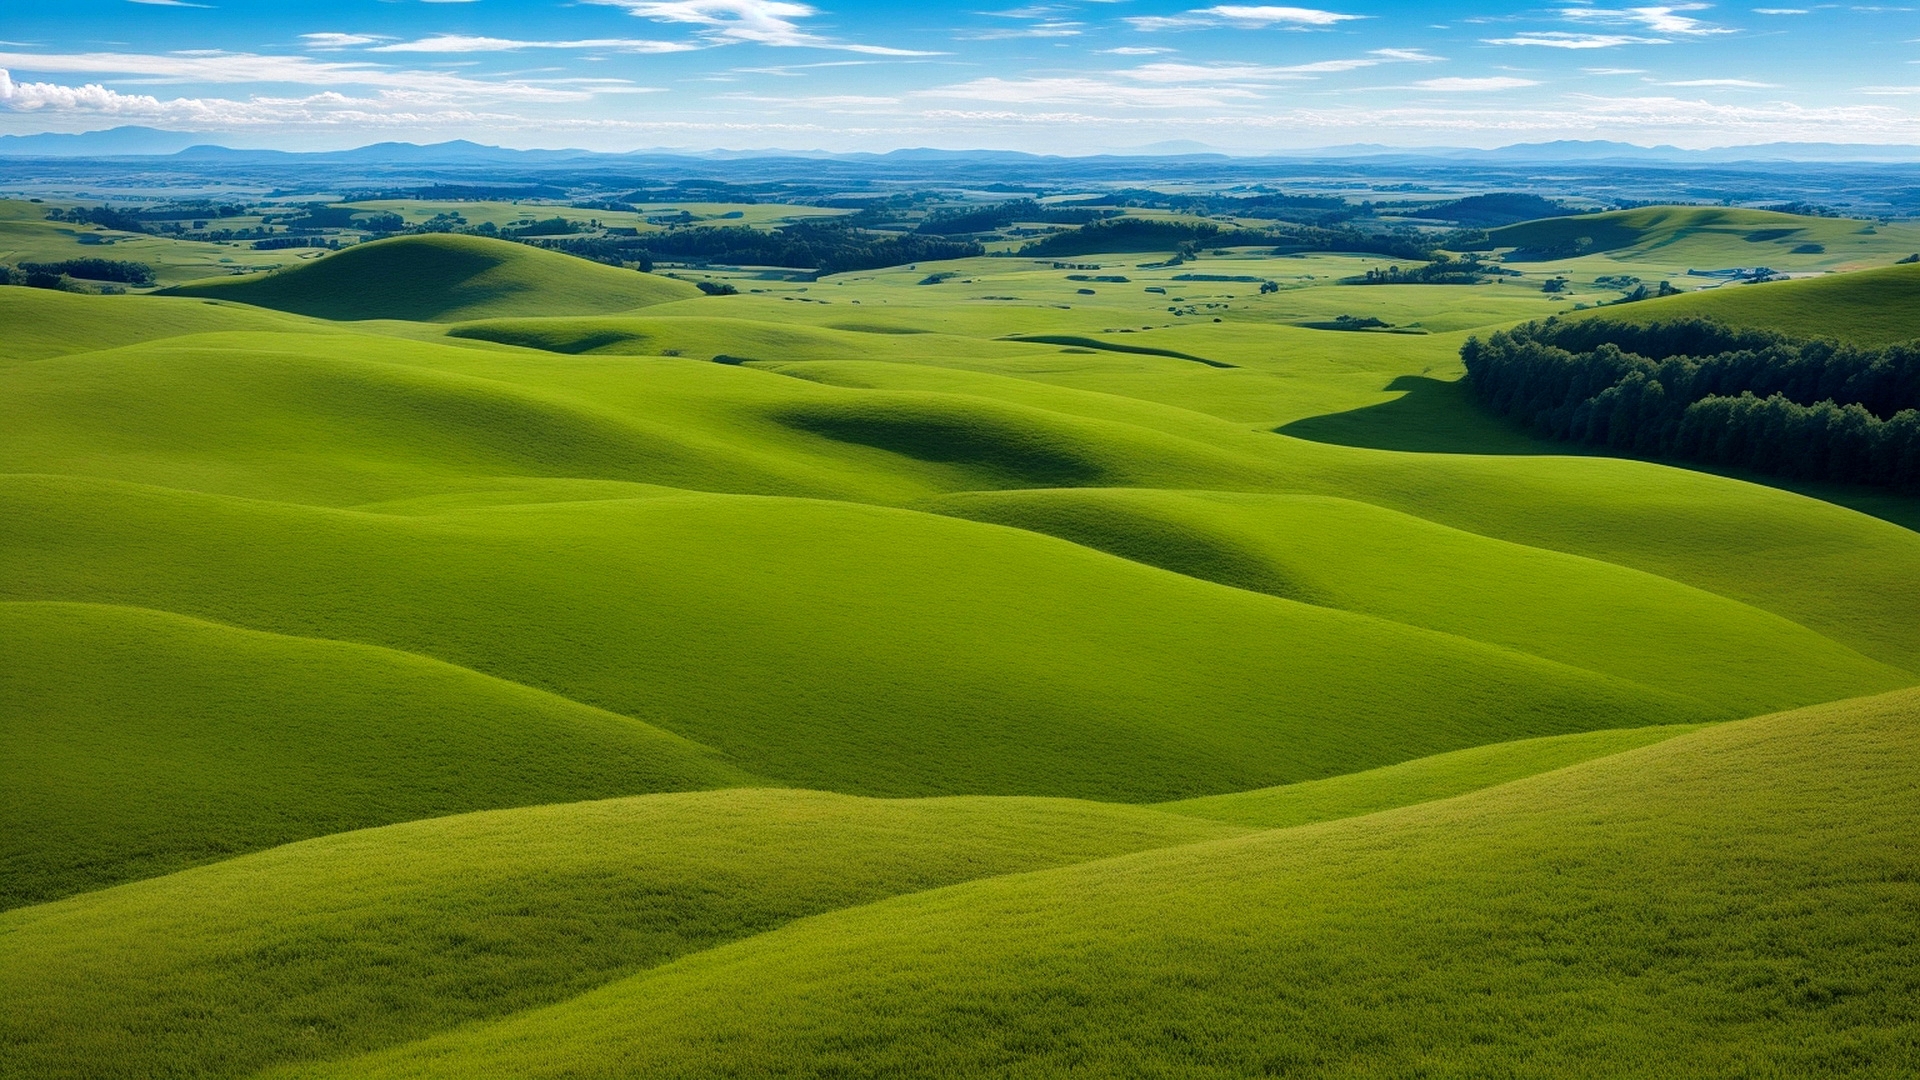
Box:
left=0, top=789, right=1242, bottom=1080
left=0, top=725, right=1711, bottom=1080
left=159, top=234, right=700, bottom=321
left=1484, top=205, right=1919, bottom=269
left=1576, top=260, right=1920, bottom=345
left=5, top=216, right=1917, bottom=1079
left=0, top=600, right=748, bottom=908
left=278, top=687, right=1920, bottom=1080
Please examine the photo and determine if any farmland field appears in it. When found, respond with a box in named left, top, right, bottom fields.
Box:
left=3, top=197, right=1917, bottom=1079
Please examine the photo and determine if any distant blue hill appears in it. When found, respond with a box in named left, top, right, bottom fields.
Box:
left=0, top=126, right=207, bottom=157
left=2, top=127, right=1916, bottom=165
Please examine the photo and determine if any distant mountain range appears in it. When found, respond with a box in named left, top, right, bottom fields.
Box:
left=2, top=126, right=1916, bottom=165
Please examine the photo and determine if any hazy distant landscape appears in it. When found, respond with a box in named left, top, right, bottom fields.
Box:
left=4, top=2, right=1918, bottom=1077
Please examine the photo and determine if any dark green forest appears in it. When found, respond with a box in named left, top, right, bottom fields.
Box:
left=1463, top=317, right=1920, bottom=489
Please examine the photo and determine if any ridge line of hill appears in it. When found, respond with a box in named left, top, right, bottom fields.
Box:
left=1, top=596, right=731, bottom=761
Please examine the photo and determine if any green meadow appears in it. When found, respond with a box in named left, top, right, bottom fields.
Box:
left=2, top=202, right=1916, bottom=1077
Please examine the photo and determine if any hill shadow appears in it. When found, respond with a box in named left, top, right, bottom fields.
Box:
left=1277, top=376, right=1553, bottom=455
left=1280, top=377, right=1920, bottom=533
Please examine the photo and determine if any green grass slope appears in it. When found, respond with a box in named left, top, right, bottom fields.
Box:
left=1485, top=205, right=1917, bottom=268
left=0, top=790, right=1243, bottom=1080
left=931, top=488, right=1903, bottom=715
left=292, top=687, right=1920, bottom=1080
left=158, top=234, right=700, bottom=321
left=0, top=286, right=316, bottom=364
left=0, top=475, right=1728, bottom=802
left=0, top=601, right=747, bottom=908
left=1575, top=260, right=1920, bottom=345
left=1158, top=723, right=1699, bottom=829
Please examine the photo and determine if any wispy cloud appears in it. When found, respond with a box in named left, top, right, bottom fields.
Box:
left=300, top=33, right=390, bottom=50
left=1126, top=5, right=1364, bottom=32
left=1662, top=77, right=1778, bottom=86
left=586, top=0, right=939, bottom=54
left=1487, top=32, right=1670, bottom=48
left=1409, top=76, right=1540, bottom=91
left=1561, top=5, right=1732, bottom=34
left=915, top=75, right=1263, bottom=108
left=371, top=35, right=699, bottom=54
left=0, top=51, right=633, bottom=102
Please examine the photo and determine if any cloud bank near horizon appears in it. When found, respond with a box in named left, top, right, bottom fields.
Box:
left=0, top=1, right=1913, bottom=152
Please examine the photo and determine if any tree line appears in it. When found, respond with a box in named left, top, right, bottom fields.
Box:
left=530, top=218, right=983, bottom=276
left=1017, top=218, right=1434, bottom=261
left=1462, top=316, right=1920, bottom=489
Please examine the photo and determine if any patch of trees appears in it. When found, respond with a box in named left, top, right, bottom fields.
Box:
left=530, top=218, right=982, bottom=276
left=251, top=237, right=340, bottom=251
left=46, top=203, right=252, bottom=233
left=1463, top=316, right=1920, bottom=489
left=915, top=200, right=1116, bottom=235
left=17, top=259, right=155, bottom=285
left=1347, top=254, right=1492, bottom=286
left=1020, top=218, right=1431, bottom=260
left=1411, top=193, right=1577, bottom=228
left=505, top=217, right=589, bottom=238
left=1077, top=189, right=1361, bottom=226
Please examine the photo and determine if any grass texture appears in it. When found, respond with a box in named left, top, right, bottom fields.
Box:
left=278, top=688, right=1920, bottom=1080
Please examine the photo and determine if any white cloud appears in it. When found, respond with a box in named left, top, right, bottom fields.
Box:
left=586, top=0, right=939, bottom=54
left=914, top=76, right=1262, bottom=107
left=1486, top=32, right=1671, bottom=48
left=371, top=35, right=699, bottom=53
left=1195, top=5, right=1363, bottom=24
left=1120, top=50, right=1436, bottom=83
left=1410, top=76, right=1540, bottom=91
left=1663, top=77, right=1778, bottom=86
left=1126, top=5, right=1363, bottom=31
left=1560, top=5, right=1732, bottom=35
left=0, top=51, right=630, bottom=102
left=1098, top=47, right=1174, bottom=55
left=300, top=33, right=390, bottom=50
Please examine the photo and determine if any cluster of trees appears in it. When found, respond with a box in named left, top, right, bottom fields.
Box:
left=1463, top=317, right=1920, bottom=489
left=47, top=202, right=253, bottom=234
left=0, top=265, right=67, bottom=289
left=915, top=200, right=1116, bottom=236
left=1405, top=194, right=1576, bottom=228
left=1347, top=254, right=1493, bottom=286
left=1075, top=189, right=1362, bottom=227
left=530, top=218, right=982, bottom=276
left=16, top=259, right=155, bottom=285
left=1019, top=218, right=1435, bottom=260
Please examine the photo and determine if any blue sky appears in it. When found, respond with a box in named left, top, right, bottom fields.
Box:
left=0, top=2, right=1916, bottom=151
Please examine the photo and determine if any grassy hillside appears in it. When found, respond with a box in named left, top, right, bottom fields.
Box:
left=0, top=790, right=1241, bottom=1080
left=0, top=601, right=748, bottom=908
left=1484, top=205, right=1920, bottom=269
left=0, top=724, right=1720, bottom=1080
left=283, top=687, right=1920, bottom=1080
left=0, top=198, right=295, bottom=285
left=0, top=286, right=319, bottom=363
left=1574, top=260, right=1920, bottom=345
left=0, top=475, right=1733, bottom=803
left=159, top=234, right=701, bottom=321
left=7, top=216, right=1917, bottom=1079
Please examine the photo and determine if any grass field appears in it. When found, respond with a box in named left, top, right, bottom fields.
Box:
left=3, top=209, right=1916, bottom=1077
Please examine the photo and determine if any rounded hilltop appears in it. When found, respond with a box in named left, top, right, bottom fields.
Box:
left=160, top=233, right=701, bottom=322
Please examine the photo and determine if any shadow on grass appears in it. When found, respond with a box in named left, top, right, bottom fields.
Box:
left=1281, top=376, right=1920, bottom=533
left=1276, top=376, right=1548, bottom=455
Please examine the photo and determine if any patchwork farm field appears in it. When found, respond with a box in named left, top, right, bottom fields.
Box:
left=3, top=205, right=1918, bottom=1078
